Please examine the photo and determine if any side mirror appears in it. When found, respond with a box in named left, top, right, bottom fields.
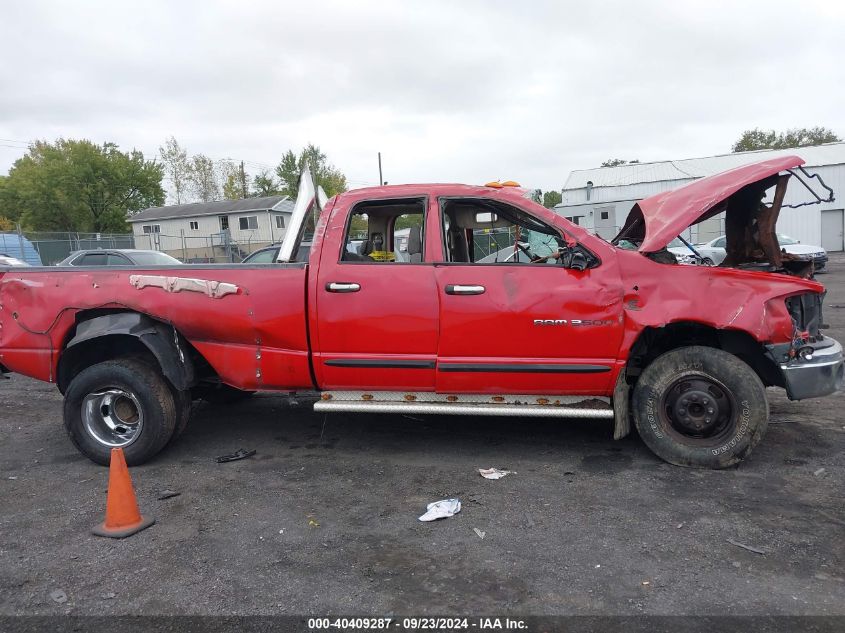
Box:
left=562, top=249, right=588, bottom=271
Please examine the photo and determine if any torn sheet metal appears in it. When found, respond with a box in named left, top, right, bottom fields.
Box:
left=129, top=274, right=240, bottom=299
left=614, top=156, right=804, bottom=252
left=418, top=498, right=461, bottom=522
left=478, top=467, right=512, bottom=480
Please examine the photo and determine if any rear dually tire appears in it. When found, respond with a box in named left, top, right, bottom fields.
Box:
left=63, top=359, right=177, bottom=466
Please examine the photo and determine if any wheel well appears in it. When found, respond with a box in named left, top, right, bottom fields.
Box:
left=626, top=322, right=784, bottom=388
left=57, top=310, right=214, bottom=394
left=57, top=334, right=157, bottom=393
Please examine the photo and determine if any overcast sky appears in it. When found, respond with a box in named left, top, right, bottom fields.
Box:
left=1, top=0, right=843, bottom=194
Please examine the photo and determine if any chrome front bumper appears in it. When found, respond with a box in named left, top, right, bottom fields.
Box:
left=779, top=336, right=844, bottom=400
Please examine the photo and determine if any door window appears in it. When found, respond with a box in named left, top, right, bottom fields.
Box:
left=440, top=199, right=566, bottom=265
left=340, top=198, right=426, bottom=263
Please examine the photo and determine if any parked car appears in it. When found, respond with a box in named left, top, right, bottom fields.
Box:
left=241, top=242, right=311, bottom=264
left=666, top=238, right=704, bottom=265
left=57, top=249, right=182, bottom=266
left=241, top=241, right=359, bottom=264
left=695, top=234, right=828, bottom=269
left=0, top=254, right=30, bottom=267
left=0, top=157, right=841, bottom=470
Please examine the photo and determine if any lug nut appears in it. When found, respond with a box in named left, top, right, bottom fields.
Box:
left=707, top=408, right=714, bottom=414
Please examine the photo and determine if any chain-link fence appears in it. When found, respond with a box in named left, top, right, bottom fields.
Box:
left=0, top=231, right=137, bottom=266
left=132, top=231, right=274, bottom=263
left=0, top=228, right=277, bottom=266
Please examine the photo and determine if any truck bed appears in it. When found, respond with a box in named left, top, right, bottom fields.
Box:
left=0, top=264, right=314, bottom=391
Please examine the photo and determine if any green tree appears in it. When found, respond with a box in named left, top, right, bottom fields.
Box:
left=0, top=139, right=163, bottom=232
left=218, top=160, right=243, bottom=200
left=731, top=127, right=841, bottom=152
left=158, top=136, right=191, bottom=204
left=189, top=154, right=219, bottom=202
left=222, top=172, right=242, bottom=200
left=252, top=170, right=280, bottom=197
left=601, top=158, right=640, bottom=167
left=275, top=144, right=348, bottom=199
left=542, top=190, right=562, bottom=208
left=0, top=176, right=12, bottom=229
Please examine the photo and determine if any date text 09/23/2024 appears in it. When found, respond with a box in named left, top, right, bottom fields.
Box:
left=307, top=617, right=528, bottom=630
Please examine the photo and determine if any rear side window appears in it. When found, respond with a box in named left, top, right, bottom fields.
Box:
left=244, top=248, right=279, bottom=264
left=107, top=254, right=132, bottom=266
left=340, top=198, right=426, bottom=263
left=79, top=253, right=107, bottom=266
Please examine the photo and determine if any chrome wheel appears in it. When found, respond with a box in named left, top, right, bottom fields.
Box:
left=81, top=389, right=144, bottom=448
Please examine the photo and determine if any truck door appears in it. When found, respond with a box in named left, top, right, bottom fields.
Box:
left=313, top=196, right=440, bottom=391
left=433, top=197, right=624, bottom=395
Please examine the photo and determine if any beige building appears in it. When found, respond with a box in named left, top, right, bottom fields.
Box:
left=129, top=196, right=295, bottom=262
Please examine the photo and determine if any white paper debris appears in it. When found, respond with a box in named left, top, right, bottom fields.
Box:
left=50, top=589, right=67, bottom=604
left=478, top=467, right=512, bottom=480
left=473, top=528, right=486, bottom=539
left=418, top=498, right=461, bottom=522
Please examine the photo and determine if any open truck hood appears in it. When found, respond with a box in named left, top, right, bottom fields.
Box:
left=613, top=155, right=805, bottom=253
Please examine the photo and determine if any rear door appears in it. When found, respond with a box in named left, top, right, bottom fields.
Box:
left=313, top=196, right=440, bottom=391
left=434, top=197, right=625, bottom=395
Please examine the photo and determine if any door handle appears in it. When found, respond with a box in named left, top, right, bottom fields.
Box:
left=445, top=284, right=485, bottom=295
left=326, top=282, right=361, bottom=293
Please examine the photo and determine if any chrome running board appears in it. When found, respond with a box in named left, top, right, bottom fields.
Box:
left=313, top=391, right=613, bottom=419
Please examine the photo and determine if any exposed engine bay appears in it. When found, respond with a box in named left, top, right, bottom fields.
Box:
left=612, top=162, right=835, bottom=278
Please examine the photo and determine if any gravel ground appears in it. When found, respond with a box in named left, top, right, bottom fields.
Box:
left=1, top=258, right=844, bottom=618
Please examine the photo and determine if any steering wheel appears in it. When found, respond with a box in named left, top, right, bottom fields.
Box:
left=528, top=245, right=566, bottom=264
left=514, top=241, right=538, bottom=262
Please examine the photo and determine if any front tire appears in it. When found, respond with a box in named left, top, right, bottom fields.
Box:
left=63, top=359, right=178, bottom=466
left=632, top=346, right=768, bottom=469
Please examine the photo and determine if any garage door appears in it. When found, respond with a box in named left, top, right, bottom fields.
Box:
left=821, top=209, right=844, bottom=252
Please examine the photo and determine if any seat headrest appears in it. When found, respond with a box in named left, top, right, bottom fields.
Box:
left=407, top=226, right=422, bottom=255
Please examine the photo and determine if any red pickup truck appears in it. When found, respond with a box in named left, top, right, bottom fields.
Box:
left=0, top=156, right=841, bottom=469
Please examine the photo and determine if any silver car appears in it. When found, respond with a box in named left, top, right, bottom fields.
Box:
left=695, top=234, right=828, bottom=269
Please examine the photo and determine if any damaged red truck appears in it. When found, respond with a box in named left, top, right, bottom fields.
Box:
left=0, top=156, right=841, bottom=469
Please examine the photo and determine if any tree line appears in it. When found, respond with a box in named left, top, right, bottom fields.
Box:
left=157, top=137, right=347, bottom=205
left=0, top=126, right=840, bottom=232
left=0, top=138, right=348, bottom=233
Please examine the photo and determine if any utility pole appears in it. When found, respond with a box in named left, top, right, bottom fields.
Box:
left=378, top=152, right=383, bottom=186
left=239, top=161, right=248, bottom=199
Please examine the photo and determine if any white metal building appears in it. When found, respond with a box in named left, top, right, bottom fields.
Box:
left=129, top=195, right=295, bottom=260
left=555, top=143, right=845, bottom=250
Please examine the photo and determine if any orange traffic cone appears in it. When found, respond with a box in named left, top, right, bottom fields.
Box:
left=92, top=448, right=155, bottom=539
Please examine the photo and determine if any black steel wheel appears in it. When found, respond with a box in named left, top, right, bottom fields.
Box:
left=632, top=346, right=768, bottom=468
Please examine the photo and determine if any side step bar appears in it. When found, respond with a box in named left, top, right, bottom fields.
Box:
left=313, top=391, right=613, bottom=419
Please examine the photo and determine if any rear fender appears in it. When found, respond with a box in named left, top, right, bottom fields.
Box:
left=58, top=312, right=195, bottom=393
